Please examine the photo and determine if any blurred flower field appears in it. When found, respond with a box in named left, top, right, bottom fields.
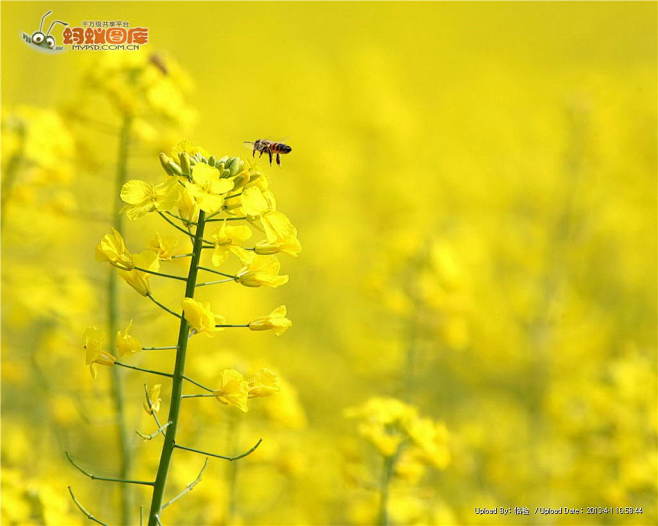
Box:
left=1, top=2, right=656, bottom=525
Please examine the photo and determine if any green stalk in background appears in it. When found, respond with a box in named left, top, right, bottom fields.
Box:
left=376, top=452, right=397, bottom=526
left=147, top=210, right=207, bottom=526
left=108, top=115, right=133, bottom=525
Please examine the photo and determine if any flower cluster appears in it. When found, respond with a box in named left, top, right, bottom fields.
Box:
left=345, top=397, right=450, bottom=469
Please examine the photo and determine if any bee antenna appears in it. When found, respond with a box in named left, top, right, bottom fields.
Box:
left=243, top=141, right=254, bottom=144
left=46, top=20, right=68, bottom=35
left=39, top=10, right=53, bottom=32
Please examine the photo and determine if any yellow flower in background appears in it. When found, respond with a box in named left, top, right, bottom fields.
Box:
left=149, top=232, right=182, bottom=260
left=118, top=250, right=160, bottom=296
left=213, top=369, right=249, bottom=412
left=182, top=298, right=224, bottom=335
left=116, top=320, right=142, bottom=357
left=248, top=305, right=292, bottom=335
left=184, top=163, right=233, bottom=214
left=345, top=397, right=417, bottom=426
left=120, top=178, right=180, bottom=220
left=144, top=384, right=162, bottom=415
left=359, top=421, right=404, bottom=457
left=209, top=221, right=252, bottom=267
left=238, top=255, right=289, bottom=288
left=247, top=368, right=280, bottom=398
left=255, top=211, right=302, bottom=256
left=407, top=418, right=450, bottom=469
left=82, top=326, right=116, bottom=379
left=95, top=228, right=134, bottom=269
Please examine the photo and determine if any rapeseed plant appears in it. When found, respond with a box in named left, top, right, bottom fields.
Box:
left=345, top=397, right=450, bottom=526
left=70, top=142, right=300, bottom=525
left=62, top=51, right=197, bottom=525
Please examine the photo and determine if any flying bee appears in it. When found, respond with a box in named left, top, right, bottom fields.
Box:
left=244, top=140, right=292, bottom=166
left=22, top=10, right=67, bottom=51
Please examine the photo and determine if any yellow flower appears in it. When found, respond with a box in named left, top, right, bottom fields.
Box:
left=406, top=418, right=450, bottom=469
left=184, top=163, right=233, bottom=214
left=358, top=421, right=403, bottom=457
left=95, top=228, right=134, bottom=269
left=241, top=185, right=276, bottom=217
left=144, top=384, right=162, bottom=415
left=255, top=211, right=302, bottom=257
left=170, top=140, right=209, bottom=160
left=120, top=178, right=180, bottom=220
left=248, top=305, right=292, bottom=335
left=209, top=222, right=252, bottom=267
left=237, top=255, right=289, bottom=288
left=176, top=185, right=199, bottom=222
left=116, top=320, right=141, bottom=357
left=83, top=327, right=116, bottom=379
left=182, top=298, right=224, bottom=336
left=118, top=250, right=160, bottom=296
left=247, top=368, right=280, bottom=398
left=213, top=369, right=249, bottom=412
left=149, top=232, right=182, bottom=260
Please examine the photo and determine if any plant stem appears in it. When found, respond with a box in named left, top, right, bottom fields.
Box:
left=108, top=114, right=133, bottom=526
left=148, top=210, right=207, bottom=525
left=376, top=454, right=396, bottom=526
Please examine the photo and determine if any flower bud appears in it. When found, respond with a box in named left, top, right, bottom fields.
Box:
left=159, top=152, right=183, bottom=176
left=179, top=152, right=192, bottom=176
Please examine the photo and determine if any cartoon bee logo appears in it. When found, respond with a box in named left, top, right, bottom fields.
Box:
left=22, top=10, right=68, bottom=53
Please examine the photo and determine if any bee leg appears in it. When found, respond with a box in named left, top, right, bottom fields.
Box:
left=259, top=151, right=263, bottom=158
left=268, top=151, right=273, bottom=165
left=276, top=153, right=281, bottom=165
left=252, top=147, right=256, bottom=157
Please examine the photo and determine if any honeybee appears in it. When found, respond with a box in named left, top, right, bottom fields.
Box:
left=244, top=140, right=292, bottom=166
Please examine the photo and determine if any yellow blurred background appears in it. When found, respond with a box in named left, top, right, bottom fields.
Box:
left=2, top=1, right=656, bottom=525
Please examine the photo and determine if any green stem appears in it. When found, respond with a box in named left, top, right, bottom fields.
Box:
left=108, top=114, right=133, bottom=526
left=376, top=454, right=396, bottom=526
left=225, top=413, right=241, bottom=524
left=148, top=210, right=207, bottom=525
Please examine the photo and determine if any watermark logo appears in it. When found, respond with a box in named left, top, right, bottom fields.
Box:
left=64, top=20, right=149, bottom=51
left=22, top=11, right=149, bottom=53
left=22, top=10, right=67, bottom=53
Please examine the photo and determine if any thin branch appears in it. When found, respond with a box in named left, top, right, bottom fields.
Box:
left=140, top=384, right=168, bottom=439
left=165, top=211, right=195, bottom=225
left=198, top=266, right=239, bottom=279
left=174, top=438, right=263, bottom=462
left=196, top=278, right=235, bottom=287
left=181, top=393, right=216, bottom=399
left=158, top=210, right=194, bottom=239
left=142, top=346, right=178, bottom=350
left=182, top=375, right=214, bottom=393
left=115, top=361, right=173, bottom=379
left=155, top=514, right=163, bottom=526
left=206, top=216, right=248, bottom=222
left=215, top=324, right=249, bottom=328
left=68, top=486, right=109, bottom=526
left=137, top=421, right=172, bottom=440
left=158, top=211, right=214, bottom=246
left=147, top=294, right=183, bottom=319
left=134, top=267, right=187, bottom=281
left=65, top=452, right=155, bottom=486
left=161, top=458, right=208, bottom=510
left=170, top=253, right=192, bottom=259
